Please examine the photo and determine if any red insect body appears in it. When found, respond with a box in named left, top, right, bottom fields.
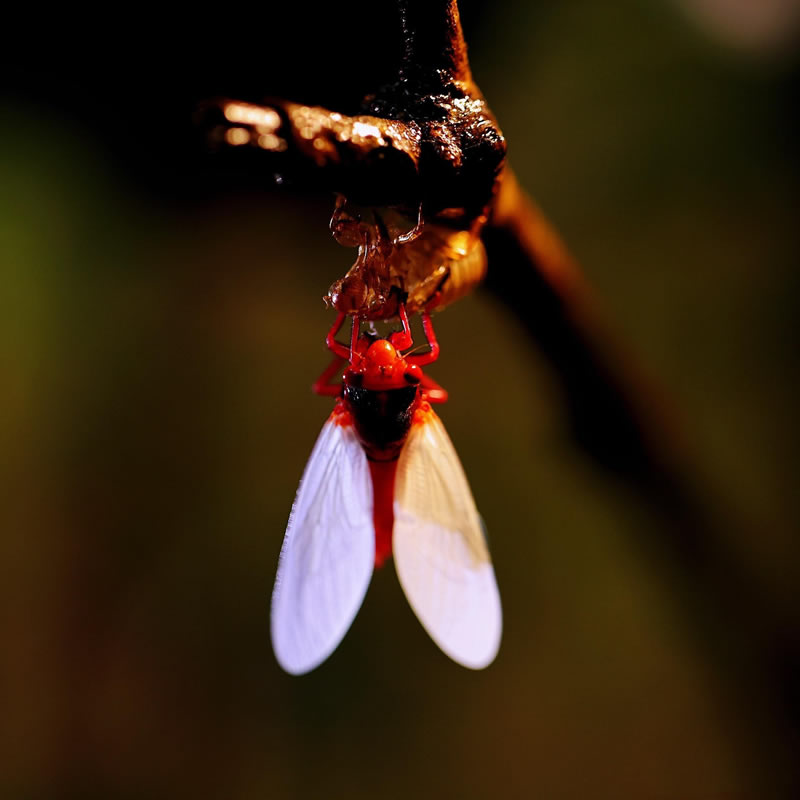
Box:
left=272, top=304, right=502, bottom=674
left=315, top=305, right=447, bottom=567
left=369, top=459, right=396, bottom=567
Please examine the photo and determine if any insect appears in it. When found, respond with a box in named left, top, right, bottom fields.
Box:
left=271, top=306, right=502, bottom=674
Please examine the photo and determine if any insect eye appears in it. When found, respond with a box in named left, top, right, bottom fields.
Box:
left=404, top=366, right=422, bottom=385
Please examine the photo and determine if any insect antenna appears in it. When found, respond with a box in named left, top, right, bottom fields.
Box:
left=401, top=343, right=430, bottom=359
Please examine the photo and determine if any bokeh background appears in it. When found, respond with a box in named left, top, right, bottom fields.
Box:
left=2, top=1, right=798, bottom=797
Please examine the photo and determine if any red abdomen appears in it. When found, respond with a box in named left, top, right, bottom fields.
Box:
left=369, top=459, right=397, bottom=567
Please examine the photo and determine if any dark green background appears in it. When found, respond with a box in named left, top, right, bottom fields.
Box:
left=1, top=1, right=797, bottom=797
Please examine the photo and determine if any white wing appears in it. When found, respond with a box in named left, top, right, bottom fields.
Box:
left=271, top=415, right=374, bottom=675
left=393, top=410, right=502, bottom=669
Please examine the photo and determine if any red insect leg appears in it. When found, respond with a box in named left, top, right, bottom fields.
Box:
left=368, top=459, right=398, bottom=567
left=349, top=313, right=362, bottom=362
left=421, top=373, right=448, bottom=404
left=325, top=311, right=351, bottom=360
left=312, top=355, right=347, bottom=396
left=389, top=303, right=413, bottom=351
left=406, top=310, right=440, bottom=367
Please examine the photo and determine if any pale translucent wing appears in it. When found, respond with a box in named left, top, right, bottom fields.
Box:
left=393, top=410, right=502, bottom=669
left=271, top=416, right=374, bottom=675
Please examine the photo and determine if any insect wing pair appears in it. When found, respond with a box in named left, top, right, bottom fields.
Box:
left=271, top=407, right=502, bottom=674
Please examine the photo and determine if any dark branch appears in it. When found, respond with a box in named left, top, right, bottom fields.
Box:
left=398, top=0, right=472, bottom=83
left=483, top=170, right=684, bottom=483
left=483, top=169, right=800, bottom=793
left=200, top=98, right=422, bottom=207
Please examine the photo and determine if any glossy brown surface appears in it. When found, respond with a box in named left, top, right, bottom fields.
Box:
left=202, top=0, right=505, bottom=320
left=325, top=198, right=487, bottom=318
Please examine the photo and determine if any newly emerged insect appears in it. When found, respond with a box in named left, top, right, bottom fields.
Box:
left=271, top=307, right=502, bottom=674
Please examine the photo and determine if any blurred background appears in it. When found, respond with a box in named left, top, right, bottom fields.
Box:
left=1, top=1, right=798, bottom=797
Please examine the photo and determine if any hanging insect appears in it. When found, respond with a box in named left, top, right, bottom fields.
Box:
left=271, top=306, right=502, bottom=674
